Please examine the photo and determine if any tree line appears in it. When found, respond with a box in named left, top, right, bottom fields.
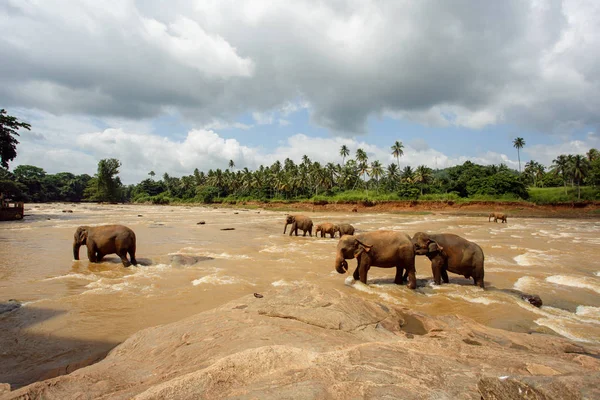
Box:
left=1, top=110, right=599, bottom=204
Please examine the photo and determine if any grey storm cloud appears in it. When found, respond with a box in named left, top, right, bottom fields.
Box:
left=1, top=0, right=599, bottom=134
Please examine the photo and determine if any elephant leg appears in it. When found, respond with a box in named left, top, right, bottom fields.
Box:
left=358, top=261, right=370, bottom=284
left=96, top=251, right=104, bottom=262
left=441, top=268, right=450, bottom=283
left=129, top=248, right=137, bottom=266
left=394, top=266, right=405, bottom=284
left=352, top=262, right=360, bottom=281
left=431, top=258, right=444, bottom=285
left=117, top=250, right=131, bottom=267
left=87, top=245, right=97, bottom=263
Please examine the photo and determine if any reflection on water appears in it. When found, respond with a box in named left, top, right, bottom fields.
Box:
left=1, top=203, right=600, bottom=385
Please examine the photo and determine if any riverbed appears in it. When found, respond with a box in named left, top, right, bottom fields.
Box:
left=1, top=203, right=599, bottom=387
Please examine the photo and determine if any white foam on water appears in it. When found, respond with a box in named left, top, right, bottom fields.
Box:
left=344, top=277, right=404, bottom=305
left=192, top=273, right=254, bottom=286
left=82, top=279, right=140, bottom=294
left=43, top=273, right=97, bottom=282
left=534, top=318, right=594, bottom=343
left=491, top=245, right=502, bottom=249
left=485, top=267, right=516, bottom=273
left=510, top=235, right=523, bottom=239
left=546, top=275, right=600, bottom=295
left=596, top=272, right=600, bottom=277
left=576, top=306, right=600, bottom=319
left=178, top=248, right=252, bottom=260
left=513, top=276, right=538, bottom=292
left=271, top=279, right=292, bottom=287
left=513, top=250, right=552, bottom=267
left=447, top=293, right=499, bottom=305
left=485, top=256, right=508, bottom=266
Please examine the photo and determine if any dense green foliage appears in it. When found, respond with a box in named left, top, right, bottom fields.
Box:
left=2, top=121, right=599, bottom=205
left=0, top=109, right=31, bottom=169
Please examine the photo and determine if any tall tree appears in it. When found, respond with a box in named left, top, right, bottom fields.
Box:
left=354, top=148, right=368, bottom=190
left=148, top=170, right=156, bottom=179
left=586, top=148, right=599, bottom=163
left=228, top=159, right=235, bottom=169
left=413, top=165, right=432, bottom=195
left=513, top=137, right=525, bottom=173
left=368, top=160, right=384, bottom=193
left=551, top=155, right=569, bottom=194
left=391, top=140, right=404, bottom=169
left=571, top=155, right=589, bottom=200
left=339, top=145, right=350, bottom=165
left=0, top=109, right=31, bottom=169
left=86, top=158, right=123, bottom=202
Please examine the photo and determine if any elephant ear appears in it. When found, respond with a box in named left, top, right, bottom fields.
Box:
left=353, top=239, right=372, bottom=258
left=428, top=241, right=443, bottom=253
left=76, top=227, right=88, bottom=244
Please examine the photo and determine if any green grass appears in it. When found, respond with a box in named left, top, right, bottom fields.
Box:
left=527, top=186, right=600, bottom=204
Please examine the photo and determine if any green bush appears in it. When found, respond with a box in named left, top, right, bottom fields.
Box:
left=196, top=186, right=219, bottom=203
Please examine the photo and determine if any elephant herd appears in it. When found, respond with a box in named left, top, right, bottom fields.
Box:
left=286, top=214, right=485, bottom=290
left=71, top=212, right=486, bottom=290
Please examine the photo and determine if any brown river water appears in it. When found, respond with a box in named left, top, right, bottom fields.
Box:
left=1, top=203, right=600, bottom=387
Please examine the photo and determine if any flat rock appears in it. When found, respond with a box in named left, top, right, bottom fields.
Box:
left=5, top=285, right=600, bottom=400
left=0, top=300, right=21, bottom=315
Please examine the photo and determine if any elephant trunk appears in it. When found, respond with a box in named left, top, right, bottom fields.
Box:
left=283, top=223, right=288, bottom=234
left=73, top=241, right=81, bottom=260
left=334, top=253, right=348, bottom=274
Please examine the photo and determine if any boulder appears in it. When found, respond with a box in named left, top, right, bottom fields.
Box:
left=5, top=285, right=600, bottom=399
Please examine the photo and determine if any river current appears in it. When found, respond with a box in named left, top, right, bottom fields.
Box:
left=1, top=203, right=599, bottom=386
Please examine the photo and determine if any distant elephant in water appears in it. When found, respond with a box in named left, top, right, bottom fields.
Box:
left=315, top=222, right=336, bottom=238
left=335, top=230, right=416, bottom=289
left=412, top=232, right=484, bottom=288
left=334, top=223, right=355, bottom=237
left=283, top=215, right=313, bottom=236
left=488, top=212, right=507, bottom=223
left=73, top=225, right=137, bottom=267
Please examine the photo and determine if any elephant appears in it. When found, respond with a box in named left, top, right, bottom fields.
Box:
left=411, top=232, right=485, bottom=288
left=283, top=215, right=313, bottom=236
left=73, top=225, right=137, bottom=267
left=488, top=212, right=507, bottom=223
left=334, top=223, right=355, bottom=237
left=334, top=230, right=416, bottom=289
left=315, top=222, right=336, bottom=238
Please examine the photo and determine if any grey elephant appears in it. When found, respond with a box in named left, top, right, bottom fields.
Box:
left=283, top=215, right=313, bottom=236
left=488, top=212, right=507, bottom=223
left=73, top=225, right=137, bottom=267
left=334, top=230, right=416, bottom=289
left=411, top=232, right=485, bottom=288
left=334, top=223, right=355, bottom=237
left=315, top=222, right=336, bottom=238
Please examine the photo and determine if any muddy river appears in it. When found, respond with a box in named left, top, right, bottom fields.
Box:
left=1, top=203, right=600, bottom=387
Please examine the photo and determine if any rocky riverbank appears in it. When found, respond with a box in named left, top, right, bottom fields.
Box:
left=3, top=284, right=599, bottom=399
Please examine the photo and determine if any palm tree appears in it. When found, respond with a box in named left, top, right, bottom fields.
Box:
left=386, top=163, right=399, bottom=191
left=148, top=170, right=155, bottom=180
left=228, top=159, right=235, bottom=169
left=572, top=155, right=589, bottom=200
left=340, top=145, right=350, bottom=165
left=391, top=141, right=404, bottom=169
left=513, top=137, right=525, bottom=173
left=552, top=155, right=569, bottom=194
left=587, top=148, right=599, bottom=163
left=413, top=165, right=432, bottom=195
left=368, top=160, right=385, bottom=193
left=354, top=148, right=368, bottom=190
left=401, top=166, right=414, bottom=183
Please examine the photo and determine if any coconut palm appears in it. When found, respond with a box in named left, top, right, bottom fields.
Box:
left=513, top=137, right=525, bottom=173
left=340, top=145, right=350, bottom=165
left=413, top=165, right=432, bottom=195
left=401, top=166, right=414, bottom=183
left=571, top=155, right=589, bottom=200
left=587, top=148, right=599, bottom=163
left=391, top=141, right=404, bottom=169
left=368, top=160, right=385, bottom=193
left=386, top=163, right=399, bottom=191
left=551, top=155, right=569, bottom=194
left=228, top=159, right=235, bottom=169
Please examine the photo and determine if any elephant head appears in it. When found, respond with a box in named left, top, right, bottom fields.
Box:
left=73, top=226, right=89, bottom=260
left=283, top=215, right=295, bottom=234
left=411, top=232, right=443, bottom=256
left=334, top=236, right=373, bottom=274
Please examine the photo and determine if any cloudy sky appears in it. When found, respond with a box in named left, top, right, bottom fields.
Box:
left=2, top=0, right=599, bottom=183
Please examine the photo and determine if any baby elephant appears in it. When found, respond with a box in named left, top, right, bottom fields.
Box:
left=315, top=222, right=336, bottom=238
left=488, top=212, right=507, bottom=223
left=412, top=232, right=485, bottom=288
left=73, top=225, right=138, bottom=267
left=334, top=223, right=355, bottom=237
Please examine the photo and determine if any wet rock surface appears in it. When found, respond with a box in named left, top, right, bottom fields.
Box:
left=0, top=300, right=21, bottom=315
left=168, top=254, right=214, bottom=266
left=3, top=285, right=600, bottom=399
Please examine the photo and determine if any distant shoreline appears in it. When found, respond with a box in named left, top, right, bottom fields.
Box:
left=197, top=199, right=600, bottom=219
